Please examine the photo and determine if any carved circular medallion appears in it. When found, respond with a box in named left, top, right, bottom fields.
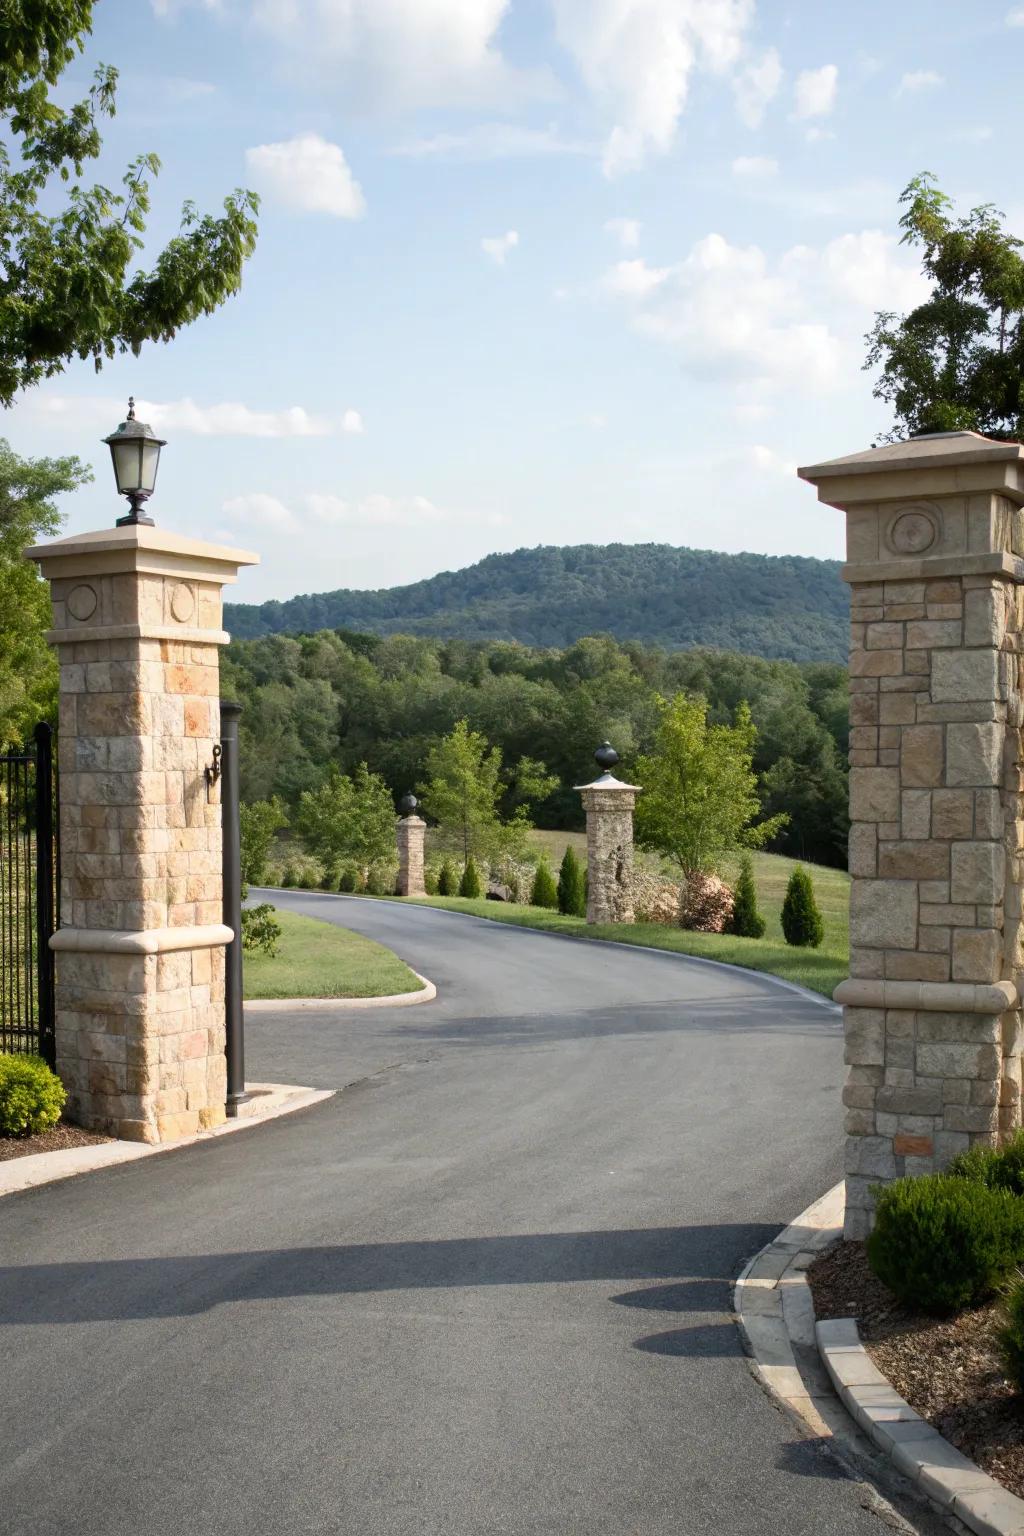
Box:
left=169, top=583, right=195, bottom=623
left=888, top=505, right=939, bottom=555
left=66, top=583, right=98, bottom=622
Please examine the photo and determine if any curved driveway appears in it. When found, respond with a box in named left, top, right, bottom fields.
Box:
left=0, top=893, right=922, bottom=1536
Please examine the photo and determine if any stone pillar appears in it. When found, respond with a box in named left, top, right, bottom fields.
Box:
left=799, top=432, right=1024, bottom=1238
left=396, top=793, right=426, bottom=897
left=576, top=743, right=639, bottom=924
left=25, top=522, right=257, bottom=1143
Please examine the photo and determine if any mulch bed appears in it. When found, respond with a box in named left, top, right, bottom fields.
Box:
left=0, top=1120, right=111, bottom=1163
left=808, top=1240, right=1024, bottom=1498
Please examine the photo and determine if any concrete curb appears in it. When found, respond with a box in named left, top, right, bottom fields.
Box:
left=736, top=1181, right=1024, bottom=1536
left=0, top=1082, right=334, bottom=1199
left=245, top=971, right=436, bottom=1012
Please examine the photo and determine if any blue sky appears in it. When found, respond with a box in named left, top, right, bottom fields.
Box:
left=10, top=0, right=1024, bottom=604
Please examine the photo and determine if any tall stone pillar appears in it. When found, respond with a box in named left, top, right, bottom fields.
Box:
left=25, top=522, right=257, bottom=1142
left=576, top=742, right=639, bottom=924
left=799, top=432, right=1024, bottom=1238
left=396, top=793, right=426, bottom=897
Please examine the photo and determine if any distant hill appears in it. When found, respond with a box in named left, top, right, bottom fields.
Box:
left=225, top=543, right=849, bottom=662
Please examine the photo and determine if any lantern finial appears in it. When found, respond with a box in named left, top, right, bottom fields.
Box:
left=127, top=395, right=136, bottom=421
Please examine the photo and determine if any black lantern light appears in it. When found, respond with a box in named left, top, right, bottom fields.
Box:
left=103, top=397, right=166, bottom=527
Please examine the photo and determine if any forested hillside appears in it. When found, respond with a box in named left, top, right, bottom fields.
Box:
left=223, top=631, right=850, bottom=868
left=225, top=544, right=848, bottom=662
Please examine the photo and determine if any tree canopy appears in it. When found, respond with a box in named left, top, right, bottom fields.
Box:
left=294, top=764, right=395, bottom=873
left=867, top=173, right=1024, bottom=441
left=0, top=0, right=258, bottom=404
left=417, top=719, right=556, bottom=864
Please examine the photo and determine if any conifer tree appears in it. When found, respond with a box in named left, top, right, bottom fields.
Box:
left=531, top=858, right=559, bottom=910
left=437, top=859, right=457, bottom=896
left=557, top=846, right=586, bottom=917
left=459, top=856, right=482, bottom=899
left=731, top=855, right=766, bottom=939
left=781, top=865, right=824, bottom=948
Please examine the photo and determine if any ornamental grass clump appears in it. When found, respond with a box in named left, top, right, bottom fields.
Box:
left=781, top=865, right=824, bottom=948
left=556, top=846, right=586, bottom=917
left=0, top=1054, right=67, bottom=1137
left=867, top=1174, right=1024, bottom=1313
left=530, top=857, right=559, bottom=910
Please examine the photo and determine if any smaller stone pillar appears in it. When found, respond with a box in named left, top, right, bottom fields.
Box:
left=576, top=742, right=640, bottom=924
left=396, top=792, right=426, bottom=897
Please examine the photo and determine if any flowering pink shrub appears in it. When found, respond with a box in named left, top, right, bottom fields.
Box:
left=678, top=872, right=734, bottom=933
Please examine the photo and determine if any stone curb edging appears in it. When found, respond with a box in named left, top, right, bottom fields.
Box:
left=244, top=971, right=436, bottom=1013
left=818, top=1320, right=1024, bottom=1536
left=736, top=1181, right=1024, bottom=1536
left=0, top=1082, right=335, bottom=1200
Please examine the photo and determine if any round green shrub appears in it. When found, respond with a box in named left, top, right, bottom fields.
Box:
left=0, top=1054, right=67, bottom=1137
left=437, top=859, right=457, bottom=897
left=950, top=1131, right=1024, bottom=1197
left=780, top=865, right=824, bottom=948
left=338, top=866, right=358, bottom=893
left=867, top=1174, right=1024, bottom=1313
left=531, top=857, right=559, bottom=910
left=731, top=854, right=766, bottom=939
left=998, top=1269, right=1024, bottom=1392
left=459, top=857, right=482, bottom=899
left=557, top=847, right=586, bottom=917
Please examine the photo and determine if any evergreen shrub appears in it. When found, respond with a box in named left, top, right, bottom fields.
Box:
left=437, top=859, right=457, bottom=896
left=459, top=857, right=482, bottom=899
left=338, top=867, right=357, bottom=893
left=867, top=1174, right=1024, bottom=1312
left=999, top=1270, right=1024, bottom=1392
left=781, top=865, right=824, bottom=948
left=557, top=847, right=586, bottom=917
left=0, top=1054, right=67, bottom=1137
left=531, top=857, right=559, bottom=910
left=281, top=864, right=297, bottom=888
left=731, top=855, right=766, bottom=939
left=424, top=866, right=439, bottom=895
left=950, top=1130, right=1024, bottom=1197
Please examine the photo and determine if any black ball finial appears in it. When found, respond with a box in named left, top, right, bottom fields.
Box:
left=399, top=792, right=418, bottom=816
left=595, top=741, right=619, bottom=771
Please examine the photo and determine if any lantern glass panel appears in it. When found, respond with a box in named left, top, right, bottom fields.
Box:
left=111, top=438, right=142, bottom=495
left=140, top=440, right=161, bottom=493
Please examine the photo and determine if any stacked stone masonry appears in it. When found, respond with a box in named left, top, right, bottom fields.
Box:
left=799, top=435, right=1024, bottom=1239
left=579, top=784, right=638, bottom=924
left=396, top=815, right=426, bottom=897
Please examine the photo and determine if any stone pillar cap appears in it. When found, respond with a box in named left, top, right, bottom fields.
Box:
left=25, top=521, right=259, bottom=583
left=798, top=430, right=1024, bottom=509
left=574, top=771, right=640, bottom=792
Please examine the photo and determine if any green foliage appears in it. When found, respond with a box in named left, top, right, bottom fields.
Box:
left=530, top=857, right=559, bottom=910
left=240, top=902, right=281, bottom=958
left=0, top=440, right=91, bottom=747
left=419, top=718, right=553, bottom=865
left=437, top=859, right=458, bottom=896
left=338, top=866, right=358, bottom=893
left=731, top=855, right=766, bottom=939
left=0, top=5, right=258, bottom=404
left=867, top=174, right=1024, bottom=441
left=295, top=762, right=394, bottom=871
left=0, top=1053, right=66, bottom=1136
left=781, top=865, right=824, bottom=948
left=239, top=796, right=287, bottom=886
left=949, top=1130, right=1024, bottom=1197
left=635, top=694, right=787, bottom=877
left=998, top=1270, right=1024, bottom=1392
left=225, top=543, right=849, bottom=663
left=280, top=864, right=297, bottom=888
left=364, top=865, right=391, bottom=896
left=459, top=856, right=482, bottom=899
left=424, top=865, right=439, bottom=895
left=557, top=845, right=586, bottom=917
left=867, top=1175, right=1024, bottom=1313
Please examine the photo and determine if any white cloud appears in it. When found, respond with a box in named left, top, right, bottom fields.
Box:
left=896, top=69, right=943, bottom=95
left=733, top=47, right=782, bottom=129
left=551, top=0, right=754, bottom=175
left=25, top=394, right=363, bottom=438
left=246, top=134, right=365, bottom=219
left=731, top=155, right=778, bottom=178
left=481, top=230, right=519, bottom=265
left=341, top=408, right=365, bottom=435
left=222, top=493, right=295, bottom=529
left=604, top=217, right=642, bottom=249
left=223, top=492, right=507, bottom=531
left=392, top=123, right=595, bottom=160
left=1007, top=7, right=1024, bottom=24
left=793, top=64, right=838, bottom=120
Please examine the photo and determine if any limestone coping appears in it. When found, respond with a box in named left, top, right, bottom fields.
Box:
left=798, top=430, right=1024, bottom=509
left=396, top=815, right=426, bottom=826
left=45, top=623, right=231, bottom=647
left=51, top=924, right=234, bottom=955
left=25, top=522, right=259, bottom=585
left=574, top=771, right=641, bottom=792
left=834, top=977, right=1018, bottom=1014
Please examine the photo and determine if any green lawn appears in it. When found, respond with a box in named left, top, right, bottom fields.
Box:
left=243, top=908, right=424, bottom=1000
left=401, top=846, right=849, bottom=998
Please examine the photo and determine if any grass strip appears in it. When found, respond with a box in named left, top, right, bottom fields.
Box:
left=243, top=908, right=424, bottom=1000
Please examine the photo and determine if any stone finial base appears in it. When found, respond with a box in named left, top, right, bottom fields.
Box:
left=397, top=815, right=426, bottom=897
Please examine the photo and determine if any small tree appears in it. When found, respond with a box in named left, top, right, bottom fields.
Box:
left=419, top=719, right=554, bottom=865
left=437, top=859, right=457, bottom=896
left=239, top=797, right=288, bottom=885
left=781, top=866, right=824, bottom=948
left=635, top=693, right=787, bottom=878
left=557, top=846, right=587, bottom=917
left=531, top=858, right=559, bottom=910
left=459, top=856, right=482, bottom=899
left=295, top=763, right=394, bottom=871
left=731, top=855, right=766, bottom=939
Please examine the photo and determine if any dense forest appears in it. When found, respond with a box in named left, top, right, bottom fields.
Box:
left=222, top=630, right=850, bottom=869
left=225, top=544, right=849, bottom=663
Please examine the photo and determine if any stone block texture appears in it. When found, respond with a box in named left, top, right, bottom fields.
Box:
left=580, top=785, right=637, bottom=923
left=800, top=435, right=1024, bottom=1239
left=28, top=526, right=256, bottom=1143
left=396, top=815, right=426, bottom=897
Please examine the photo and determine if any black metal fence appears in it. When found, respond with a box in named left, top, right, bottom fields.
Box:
left=0, top=723, right=58, bottom=1066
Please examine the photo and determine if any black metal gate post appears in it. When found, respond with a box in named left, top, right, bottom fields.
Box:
left=220, top=700, right=249, bottom=1115
left=33, top=722, right=57, bottom=1069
